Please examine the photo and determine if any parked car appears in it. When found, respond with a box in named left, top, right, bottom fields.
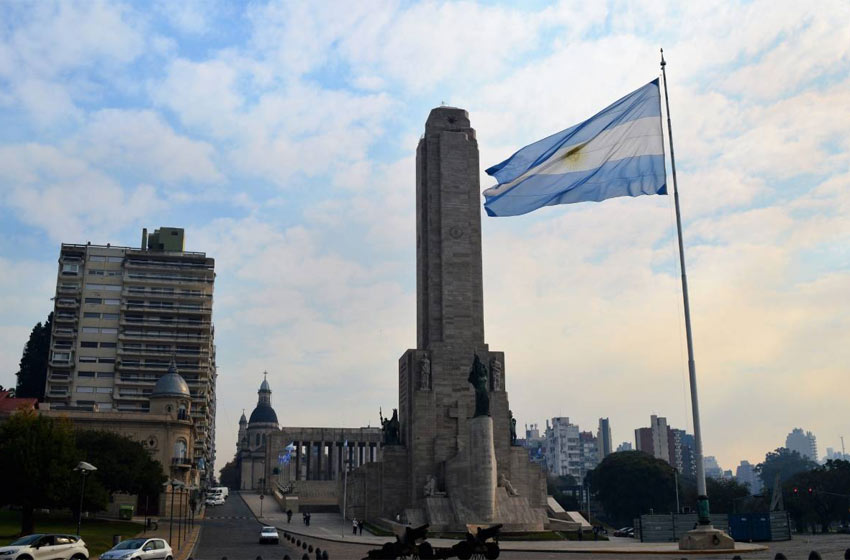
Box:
left=98, top=538, right=172, bottom=560
left=205, top=496, right=224, bottom=506
left=0, top=534, right=88, bottom=560
left=613, top=527, right=634, bottom=537
left=259, top=526, right=279, bottom=544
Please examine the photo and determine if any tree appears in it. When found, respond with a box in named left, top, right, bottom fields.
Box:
left=784, top=459, right=850, bottom=533
left=590, top=451, right=677, bottom=526
left=547, top=474, right=580, bottom=511
left=756, top=447, right=817, bottom=493
left=74, top=430, right=166, bottom=514
left=15, top=312, right=52, bottom=400
left=0, top=410, right=77, bottom=534
left=705, top=477, right=750, bottom=513
left=219, top=457, right=240, bottom=490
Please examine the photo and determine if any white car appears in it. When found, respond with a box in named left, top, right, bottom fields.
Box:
left=0, top=533, right=89, bottom=560
left=97, top=538, right=172, bottom=560
left=204, top=496, right=224, bottom=506
left=258, top=526, right=279, bottom=544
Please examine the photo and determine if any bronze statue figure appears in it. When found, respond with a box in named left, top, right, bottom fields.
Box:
left=380, top=407, right=401, bottom=445
left=468, top=354, right=490, bottom=417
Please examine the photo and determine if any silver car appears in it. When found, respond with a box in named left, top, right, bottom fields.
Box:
left=97, top=538, right=172, bottom=560
left=0, top=534, right=88, bottom=560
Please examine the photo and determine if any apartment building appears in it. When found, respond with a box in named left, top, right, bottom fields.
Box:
left=44, top=227, right=217, bottom=481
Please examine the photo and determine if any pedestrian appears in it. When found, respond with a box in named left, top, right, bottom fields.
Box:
left=358, top=519, right=364, bottom=535
left=302, top=512, right=307, bottom=525
left=286, top=509, right=293, bottom=523
left=306, top=512, right=311, bottom=526
left=352, top=518, right=358, bottom=535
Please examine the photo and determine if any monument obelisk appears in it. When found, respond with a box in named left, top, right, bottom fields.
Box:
left=394, top=107, right=547, bottom=530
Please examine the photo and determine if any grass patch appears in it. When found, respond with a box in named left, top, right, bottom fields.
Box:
left=362, top=521, right=394, bottom=537
left=0, top=510, right=144, bottom=556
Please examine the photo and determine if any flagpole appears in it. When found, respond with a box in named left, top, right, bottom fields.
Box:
left=660, top=48, right=711, bottom=526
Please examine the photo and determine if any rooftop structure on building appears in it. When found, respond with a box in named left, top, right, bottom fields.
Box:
left=785, top=428, right=818, bottom=462
left=43, top=227, right=217, bottom=483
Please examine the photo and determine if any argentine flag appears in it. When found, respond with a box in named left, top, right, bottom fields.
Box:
left=483, top=79, right=666, bottom=217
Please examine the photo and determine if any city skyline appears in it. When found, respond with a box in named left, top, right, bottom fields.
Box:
left=1, top=1, right=849, bottom=471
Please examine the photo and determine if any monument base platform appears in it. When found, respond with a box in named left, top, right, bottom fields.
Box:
left=678, top=525, right=735, bottom=550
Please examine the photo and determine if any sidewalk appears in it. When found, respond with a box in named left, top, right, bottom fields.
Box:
left=239, top=492, right=768, bottom=554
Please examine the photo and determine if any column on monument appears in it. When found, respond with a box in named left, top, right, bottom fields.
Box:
left=316, top=441, right=323, bottom=480
left=326, top=442, right=333, bottom=480
left=304, top=441, right=313, bottom=480
left=337, top=442, right=344, bottom=478
left=348, top=444, right=354, bottom=470
left=294, top=441, right=301, bottom=481
left=370, top=442, right=376, bottom=462
left=359, top=442, right=365, bottom=466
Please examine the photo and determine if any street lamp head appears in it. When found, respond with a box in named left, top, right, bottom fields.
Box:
left=75, top=461, right=97, bottom=473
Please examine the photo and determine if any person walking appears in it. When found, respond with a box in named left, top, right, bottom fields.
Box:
left=286, top=509, right=293, bottom=523
left=352, top=518, right=358, bottom=535
left=305, top=512, right=311, bottom=526
left=358, top=519, right=364, bottom=535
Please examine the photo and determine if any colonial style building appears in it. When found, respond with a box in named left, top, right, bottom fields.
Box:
left=238, top=374, right=279, bottom=490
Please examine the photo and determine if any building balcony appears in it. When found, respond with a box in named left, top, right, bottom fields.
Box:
left=117, top=348, right=209, bottom=360
left=53, top=327, right=76, bottom=338
left=123, top=304, right=212, bottom=316
left=122, top=288, right=212, bottom=301
left=56, top=298, right=79, bottom=308
left=125, top=258, right=212, bottom=272
left=49, top=358, right=74, bottom=368
left=123, top=273, right=213, bottom=287
left=118, top=332, right=209, bottom=343
left=55, top=314, right=78, bottom=323
left=120, top=318, right=210, bottom=330
left=116, top=375, right=156, bottom=385
left=57, top=285, right=81, bottom=294
left=116, top=392, right=152, bottom=400
left=171, top=457, right=194, bottom=469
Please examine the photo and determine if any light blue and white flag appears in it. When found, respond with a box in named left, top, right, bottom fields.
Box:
left=484, top=79, right=666, bottom=217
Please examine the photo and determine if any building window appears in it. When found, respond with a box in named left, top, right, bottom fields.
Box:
left=107, top=256, right=123, bottom=263
left=96, top=387, right=112, bottom=394
left=98, top=358, right=115, bottom=364
left=104, top=299, right=120, bottom=305
left=88, top=270, right=105, bottom=276
left=79, top=356, right=97, bottom=363
left=100, top=342, right=117, bottom=348
left=89, top=256, right=107, bottom=262
left=80, top=341, right=98, bottom=348
left=102, top=313, right=119, bottom=320
left=98, top=372, right=114, bottom=378
left=84, top=298, right=102, bottom=305
left=84, top=312, right=101, bottom=319
left=61, top=263, right=79, bottom=275
left=255, top=433, right=260, bottom=446
left=76, top=387, right=94, bottom=393
left=101, top=328, right=118, bottom=334
left=82, top=327, right=98, bottom=333
left=174, top=439, right=187, bottom=459
left=52, top=352, right=70, bottom=361
left=78, top=372, right=95, bottom=378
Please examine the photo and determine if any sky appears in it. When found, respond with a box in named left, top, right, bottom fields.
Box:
left=1, top=0, right=848, bottom=475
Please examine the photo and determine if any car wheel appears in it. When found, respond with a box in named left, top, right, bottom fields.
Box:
left=70, top=555, right=87, bottom=560
left=17, top=556, right=33, bottom=560
left=165, top=556, right=173, bottom=560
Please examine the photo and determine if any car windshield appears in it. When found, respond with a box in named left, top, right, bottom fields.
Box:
left=10, top=534, right=43, bottom=545
left=262, top=527, right=276, bottom=532
left=112, top=539, right=147, bottom=550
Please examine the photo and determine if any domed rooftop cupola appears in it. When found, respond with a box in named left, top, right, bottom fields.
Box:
left=248, top=371, right=278, bottom=426
left=152, top=357, right=191, bottom=398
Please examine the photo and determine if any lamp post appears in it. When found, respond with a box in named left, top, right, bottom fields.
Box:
left=165, top=479, right=184, bottom=545
left=74, top=461, right=97, bottom=536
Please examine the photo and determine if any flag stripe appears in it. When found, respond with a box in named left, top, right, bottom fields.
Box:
left=484, top=155, right=666, bottom=217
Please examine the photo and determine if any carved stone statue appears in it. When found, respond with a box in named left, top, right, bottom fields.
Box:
left=467, top=354, right=490, bottom=417
left=419, top=353, right=431, bottom=390
left=380, top=407, right=401, bottom=445
left=498, top=473, right=519, bottom=496
left=509, top=410, right=517, bottom=446
left=423, top=475, right=437, bottom=497
left=490, top=358, right=502, bottom=391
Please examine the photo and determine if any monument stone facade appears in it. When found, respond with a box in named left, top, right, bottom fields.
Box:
left=345, top=107, right=547, bottom=531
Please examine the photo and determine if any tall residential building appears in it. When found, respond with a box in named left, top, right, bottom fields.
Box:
left=545, top=417, right=583, bottom=480
left=704, top=456, right=724, bottom=479
left=785, top=428, right=818, bottom=462
left=670, top=428, right=696, bottom=478
left=735, top=460, right=762, bottom=493
left=597, top=417, right=613, bottom=460
left=43, top=227, right=217, bottom=482
left=616, top=441, right=633, bottom=452
left=580, top=430, right=600, bottom=474
left=635, top=414, right=670, bottom=462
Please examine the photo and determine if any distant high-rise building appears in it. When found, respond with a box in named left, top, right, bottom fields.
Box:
left=545, top=417, right=583, bottom=480
left=824, top=447, right=850, bottom=461
left=670, top=428, right=696, bottom=478
left=704, top=456, right=724, bottom=479
left=635, top=415, right=670, bottom=462
left=735, top=460, right=762, bottom=493
left=580, top=431, right=600, bottom=474
left=44, top=227, right=217, bottom=482
left=616, top=441, right=633, bottom=452
left=785, top=428, right=818, bottom=462
left=597, top=417, right=613, bottom=460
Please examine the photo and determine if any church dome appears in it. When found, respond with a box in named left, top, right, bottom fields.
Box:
left=248, top=404, right=278, bottom=425
left=248, top=372, right=278, bottom=426
left=152, top=359, right=191, bottom=398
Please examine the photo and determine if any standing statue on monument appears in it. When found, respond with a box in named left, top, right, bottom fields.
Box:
left=490, top=358, right=502, bottom=391
left=509, top=410, right=518, bottom=446
left=419, top=353, right=431, bottom=391
left=468, top=354, right=490, bottom=417
left=380, top=407, right=401, bottom=445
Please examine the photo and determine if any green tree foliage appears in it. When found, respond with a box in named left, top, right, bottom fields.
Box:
left=15, top=312, right=52, bottom=400
left=705, top=477, right=751, bottom=513
left=784, top=459, right=850, bottom=533
left=547, top=474, right=579, bottom=511
left=0, top=410, right=77, bottom=534
left=74, top=430, right=166, bottom=514
left=219, top=457, right=240, bottom=489
left=756, top=447, right=817, bottom=493
left=590, top=451, right=676, bottom=525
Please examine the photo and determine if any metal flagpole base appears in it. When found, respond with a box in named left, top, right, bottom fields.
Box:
left=679, top=525, right=735, bottom=550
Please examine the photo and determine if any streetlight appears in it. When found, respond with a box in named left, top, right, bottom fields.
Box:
left=74, top=461, right=97, bottom=536
left=164, top=479, right=184, bottom=546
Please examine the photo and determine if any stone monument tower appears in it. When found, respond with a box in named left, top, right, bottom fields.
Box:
left=395, top=107, right=547, bottom=530
left=344, top=107, right=547, bottom=531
